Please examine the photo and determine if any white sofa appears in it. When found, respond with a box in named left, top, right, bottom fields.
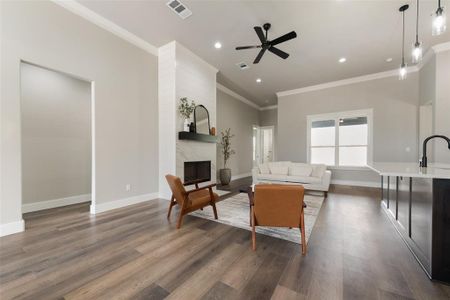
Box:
left=252, top=161, right=331, bottom=193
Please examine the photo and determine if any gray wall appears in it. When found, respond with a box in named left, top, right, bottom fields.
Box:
left=1, top=1, right=158, bottom=226
left=21, top=63, right=91, bottom=204
left=277, top=73, right=420, bottom=185
left=434, top=50, right=450, bottom=163
left=217, top=90, right=259, bottom=177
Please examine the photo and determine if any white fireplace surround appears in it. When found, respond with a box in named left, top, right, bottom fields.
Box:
left=158, top=41, right=218, bottom=199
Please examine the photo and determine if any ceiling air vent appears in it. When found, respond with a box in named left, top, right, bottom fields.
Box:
left=236, top=62, right=250, bottom=70
left=166, top=0, right=192, bottom=19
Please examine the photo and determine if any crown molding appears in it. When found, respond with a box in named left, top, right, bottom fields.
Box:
left=260, top=105, right=278, bottom=111
left=216, top=84, right=278, bottom=111
left=217, top=83, right=261, bottom=110
left=277, top=66, right=420, bottom=97
left=276, top=41, right=450, bottom=98
left=432, top=41, right=450, bottom=53
left=52, top=0, right=158, bottom=56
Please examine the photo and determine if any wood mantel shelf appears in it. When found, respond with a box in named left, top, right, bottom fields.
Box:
left=178, top=131, right=217, bottom=143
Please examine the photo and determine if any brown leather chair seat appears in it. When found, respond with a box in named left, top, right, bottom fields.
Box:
left=188, top=189, right=219, bottom=207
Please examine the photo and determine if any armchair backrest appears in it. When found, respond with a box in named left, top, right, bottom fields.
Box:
left=253, top=184, right=305, bottom=227
left=165, top=174, right=187, bottom=206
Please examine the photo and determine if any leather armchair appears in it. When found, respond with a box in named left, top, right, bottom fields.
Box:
left=165, top=175, right=219, bottom=229
left=250, top=184, right=307, bottom=255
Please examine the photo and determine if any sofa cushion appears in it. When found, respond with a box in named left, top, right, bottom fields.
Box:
left=257, top=174, right=287, bottom=181
left=289, top=165, right=313, bottom=176
left=311, top=164, right=327, bottom=178
left=285, top=175, right=322, bottom=184
left=259, top=164, right=270, bottom=174
left=269, top=165, right=289, bottom=175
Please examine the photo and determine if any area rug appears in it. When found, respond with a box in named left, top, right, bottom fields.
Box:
left=190, top=192, right=324, bottom=244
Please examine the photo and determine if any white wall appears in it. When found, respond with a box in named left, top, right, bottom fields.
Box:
left=277, top=72, right=419, bottom=186
left=21, top=63, right=91, bottom=207
left=216, top=89, right=259, bottom=177
left=1, top=1, right=158, bottom=234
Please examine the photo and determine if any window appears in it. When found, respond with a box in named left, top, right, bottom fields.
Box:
left=307, top=110, right=372, bottom=167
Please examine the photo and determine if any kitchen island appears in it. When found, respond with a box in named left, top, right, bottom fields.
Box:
left=368, top=162, right=450, bottom=284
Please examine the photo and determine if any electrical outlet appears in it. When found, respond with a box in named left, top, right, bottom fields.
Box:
left=125, top=184, right=131, bottom=192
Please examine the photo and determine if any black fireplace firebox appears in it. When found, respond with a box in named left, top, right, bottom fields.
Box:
left=184, top=161, right=211, bottom=184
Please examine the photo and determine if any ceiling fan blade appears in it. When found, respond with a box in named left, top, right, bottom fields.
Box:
left=270, top=31, right=297, bottom=46
left=235, top=45, right=260, bottom=50
left=254, top=26, right=266, bottom=43
left=253, top=48, right=266, bottom=64
left=268, top=46, right=289, bottom=59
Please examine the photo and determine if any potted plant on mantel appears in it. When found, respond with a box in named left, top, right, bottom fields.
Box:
left=178, top=97, right=196, bottom=132
left=219, top=128, right=235, bottom=185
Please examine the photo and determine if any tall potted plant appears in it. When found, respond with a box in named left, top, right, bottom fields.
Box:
left=178, top=97, right=196, bottom=132
left=219, top=128, right=235, bottom=185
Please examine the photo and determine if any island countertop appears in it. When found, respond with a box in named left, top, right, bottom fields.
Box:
left=367, top=162, right=450, bottom=179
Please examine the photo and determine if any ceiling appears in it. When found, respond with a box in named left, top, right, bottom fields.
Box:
left=78, top=0, right=450, bottom=107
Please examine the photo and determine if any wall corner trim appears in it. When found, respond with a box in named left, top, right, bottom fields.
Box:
left=52, top=0, right=159, bottom=56
left=89, top=192, right=159, bottom=214
left=0, top=220, right=25, bottom=237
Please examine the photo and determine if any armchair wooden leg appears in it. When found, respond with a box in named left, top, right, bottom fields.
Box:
left=167, top=195, right=176, bottom=219
left=252, top=209, right=256, bottom=251
left=176, top=211, right=185, bottom=229
left=300, top=211, right=307, bottom=255
left=211, top=202, right=218, bottom=220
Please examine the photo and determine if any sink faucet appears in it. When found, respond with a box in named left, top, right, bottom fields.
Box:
left=420, top=135, right=450, bottom=168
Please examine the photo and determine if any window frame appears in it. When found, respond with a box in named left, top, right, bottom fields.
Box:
left=306, top=109, right=373, bottom=170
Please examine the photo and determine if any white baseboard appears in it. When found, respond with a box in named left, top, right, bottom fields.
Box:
left=331, top=179, right=379, bottom=188
left=231, top=172, right=252, bottom=181
left=0, top=219, right=25, bottom=237
left=22, top=194, right=91, bottom=213
left=90, top=192, right=159, bottom=214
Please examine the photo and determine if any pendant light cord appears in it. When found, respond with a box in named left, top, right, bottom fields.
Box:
left=402, top=10, right=405, bottom=64
left=416, top=0, right=419, bottom=43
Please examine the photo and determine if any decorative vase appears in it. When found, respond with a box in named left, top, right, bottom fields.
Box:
left=183, top=119, right=190, bottom=132
left=219, top=168, right=232, bottom=185
left=189, top=122, right=195, bottom=133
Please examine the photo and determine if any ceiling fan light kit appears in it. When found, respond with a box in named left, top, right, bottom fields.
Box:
left=235, top=23, right=297, bottom=64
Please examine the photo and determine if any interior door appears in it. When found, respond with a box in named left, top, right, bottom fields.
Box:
left=253, top=126, right=274, bottom=166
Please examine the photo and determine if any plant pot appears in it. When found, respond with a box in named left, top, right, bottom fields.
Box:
left=219, top=168, right=232, bottom=185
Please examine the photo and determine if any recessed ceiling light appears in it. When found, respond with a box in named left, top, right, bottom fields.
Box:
left=214, top=42, right=222, bottom=49
left=256, top=78, right=262, bottom=83
left=386, top=57, right=393, bottom=62
left=338, top=57, right=346, bottom=63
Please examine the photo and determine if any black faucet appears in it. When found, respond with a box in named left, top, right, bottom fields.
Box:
left=420, top=135, right=450, bottom=168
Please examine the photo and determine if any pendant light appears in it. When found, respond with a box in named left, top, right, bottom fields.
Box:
left=399, top=4, right=409, bottom=80
left=432, top=0, right=446, bottom=35
left=412, top=0, right=423, bottom=63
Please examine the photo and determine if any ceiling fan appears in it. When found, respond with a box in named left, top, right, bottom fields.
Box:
left=235, top=23, right=297, bottom=64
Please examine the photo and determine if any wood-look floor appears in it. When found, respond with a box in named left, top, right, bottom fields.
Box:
left=1, top=185, right=449, bottom=300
